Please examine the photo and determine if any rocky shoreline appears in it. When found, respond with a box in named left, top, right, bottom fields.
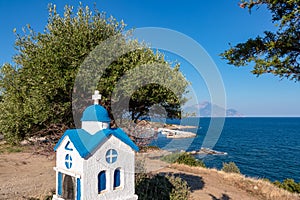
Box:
left=187, top=147, right=228, bottom=155
left=158, top=128, right=197, bottom=138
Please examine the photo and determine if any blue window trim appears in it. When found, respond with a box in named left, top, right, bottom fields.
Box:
left=76, top=178, right=81, bottom=200
left=58, top=172, right=62, bottom=196
left=106, top=149, right=118, bottom=164
left=65, top=154, right=73, bottom=169
left=65, top=141, right=73, bottom=151
left=98, top=171, right=106, bottom=193
left=113, top=168, right=121, bottom=188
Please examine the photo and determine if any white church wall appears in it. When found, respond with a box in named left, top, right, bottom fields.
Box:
left=81, top=121, right=109, bottom=134
left=82, top=135, right=137, bottom=200
left=54, top=91, right=138, bottom=200
left=56, top=136, right=84, bottom=176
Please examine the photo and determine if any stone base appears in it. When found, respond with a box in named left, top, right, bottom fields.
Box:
left=52, top=195, right=64, bottom=200
left=121, top=194, right=138, bottom=200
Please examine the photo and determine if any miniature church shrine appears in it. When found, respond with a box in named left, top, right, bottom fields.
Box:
left=52, top=90, right=139, bottom=200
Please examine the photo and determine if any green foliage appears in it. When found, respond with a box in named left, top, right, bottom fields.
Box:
left=160, top=152, right=184, bottom=163
left=0, top=4, right=188, bottom=143
left=135, top=154, right=191, bottom=199
left=168, top=175, right=191, bottom=200
left=42, top=188, right=55, bottom=200
left=6, top=146, right=22, bottom=153
left=221, top=162, right=241, bottom=174
left=0, top=143, right=23, bottom=154
left=161, top=152, right=207, bottom=168
left=221, top=0, right=300, bottom=81
left=135, top=173, right=190, bottom=200
left=175, top=153, right=206, bottom=168
left=0, top=4, right=123, bottom=143
left=273, top=178, right=300, bottom=193
left=261, top=178, right=271, bottom=183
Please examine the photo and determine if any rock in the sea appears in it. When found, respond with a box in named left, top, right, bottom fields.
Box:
left=190, top=150, right=197, bottom=154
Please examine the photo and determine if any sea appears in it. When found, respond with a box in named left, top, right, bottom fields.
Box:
left=150, top=117, right=300, bottom=182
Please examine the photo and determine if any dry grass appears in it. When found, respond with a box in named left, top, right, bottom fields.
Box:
left=171, top=163, right=300, bottom=200
left=0, top=142, right=24, bottom=154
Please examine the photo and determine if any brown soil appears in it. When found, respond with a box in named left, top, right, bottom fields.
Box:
left=0, top=152, right=55, bottom=200
left=159, top=164, right=300, bottom=200
left=0, top=151, right=299, bottom=200
left=138, top=150, right=300, bottom=200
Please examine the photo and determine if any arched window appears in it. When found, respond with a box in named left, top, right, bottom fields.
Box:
left=113, top=168, right=121, bottom=189
left=63, top=175, right=75, bottom=199
left=98, top=171, right=106, bottom=193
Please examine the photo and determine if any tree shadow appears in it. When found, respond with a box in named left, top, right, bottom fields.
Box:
left=209, top=193, right=231, bottom=200
left=159, top=172, right=205, bottom=191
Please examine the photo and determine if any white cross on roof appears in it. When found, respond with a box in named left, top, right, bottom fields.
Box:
left=92, top=90, right=102, bottom=105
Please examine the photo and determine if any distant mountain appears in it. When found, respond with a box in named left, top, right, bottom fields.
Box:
left=226, top=108, right=243, bottom=117
left=184, top=101, right=243, bottom=117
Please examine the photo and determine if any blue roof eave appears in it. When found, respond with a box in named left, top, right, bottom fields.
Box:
left=54, top=128, right=139, bottom=159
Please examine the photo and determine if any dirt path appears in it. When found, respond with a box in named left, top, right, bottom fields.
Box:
left=139, top=151, right=300, bottom=200
left=140, top=156, right=263, bottom=200
left=157, top=165, right=259, bottom=200
left=0, top=152, right=55, bottom=200
left=0, top=152, right=299, bottom=200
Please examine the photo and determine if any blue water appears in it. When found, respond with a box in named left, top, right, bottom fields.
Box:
left=150, top=117, right=300, bottom=182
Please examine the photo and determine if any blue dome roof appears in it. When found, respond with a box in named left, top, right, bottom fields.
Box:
left=81, top=105, right=111, bottom=122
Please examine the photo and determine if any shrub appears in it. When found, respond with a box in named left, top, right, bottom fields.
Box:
left=135, top=173, right=190, bottom=200
left=262, top=178, right=271, bottom=183
left=0, top=143, right=23, bottom=154
left=221, top=162, right=241, bottom=174
left=175, top=153, right=206, bottom=168
left=273, top=178, right=300, bottom=193
left=168, top=175, right=191, bottom=200
left=160, top=152, right=184, bottom=163
left=43, top=189, right=55, bottom=200
left=0, top=4, right=188, bottom=145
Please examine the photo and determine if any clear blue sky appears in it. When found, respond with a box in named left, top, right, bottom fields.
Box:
left=1, top=0, right=300, bottom=116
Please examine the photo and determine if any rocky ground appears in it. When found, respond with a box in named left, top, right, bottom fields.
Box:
left=0, top=150, right=299, bottom=200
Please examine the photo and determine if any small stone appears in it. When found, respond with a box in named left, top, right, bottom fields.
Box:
left=20, top=140, right=30, bottom=145
left=254, top=185, right=258, bottom=190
